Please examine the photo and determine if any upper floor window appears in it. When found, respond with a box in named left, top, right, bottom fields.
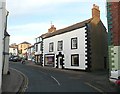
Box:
left=21, top=45, right=22, bottom=48
left=40, top=43, right=42, bottom=51
left=49, top=42, right=54, bottom=52
left=36, top=44, right=38, bottom=52
left=24, top=45, right=26, bottom=48
left=35, top=38, right=37, bottom=43
left=39, top=37, right=42, bottom=42
left=71, top=37, right=77, bottom=49
left=58, top=41, right=63, bottom=51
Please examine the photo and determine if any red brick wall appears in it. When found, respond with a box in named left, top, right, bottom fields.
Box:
left=118, top=2, right=120, bottom=45
left=110, top=2, right=120, bottom=46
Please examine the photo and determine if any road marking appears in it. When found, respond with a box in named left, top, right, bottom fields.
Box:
left=51, top=76, right=61, bottom=86
left=85, top=82, right=104, bottom=93
left=10, top=68, right=29, bottom=92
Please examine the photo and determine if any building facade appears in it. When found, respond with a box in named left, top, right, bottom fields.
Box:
left=0, top=0, right=7, bottom=92
left=34, top=36, right=43, bottom=65
left=42, top=4, right=108, bottom=71
left=26, top=45, right=35, bottom=61
left=3, top=31, right=10, bottom=75
left=9, top=43, right=18, bottom=57
left=107, top=1, right=120, bottom=80
left=18, top=41, right=31, bottom=58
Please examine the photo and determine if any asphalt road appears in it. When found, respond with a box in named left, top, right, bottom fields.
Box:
left=10, top=62, right=101, bottom=92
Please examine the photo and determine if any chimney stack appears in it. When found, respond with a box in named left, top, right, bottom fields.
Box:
left=92, top=4, right=100, bottom=20
left=48, top=25, right=56, bottom=33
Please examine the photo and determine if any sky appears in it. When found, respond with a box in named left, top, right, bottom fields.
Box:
left=6, top=0, right=107, bottom=45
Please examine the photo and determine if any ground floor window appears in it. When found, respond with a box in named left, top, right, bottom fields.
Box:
left=44, top=54, right=55, bottom=67
left=35, top=55, right=42, bottom=64
left=71, top=54, right=79, bottom=66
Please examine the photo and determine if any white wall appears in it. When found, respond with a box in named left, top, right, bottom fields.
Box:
left=43, top=27, right=87, bottom=70
left=110, top=46, right=120, bottom=79
left=0, top=0, right=6, bottom=93
left=35, top=43, right=42, bottom=55
left=27, top=47, right=34, bottom=60
left=9, top=47, right=18, bottom=56
left=3, top=36, right=9, bottom=74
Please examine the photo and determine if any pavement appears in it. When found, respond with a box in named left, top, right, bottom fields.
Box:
left=1, top=60, right=120, bottom=93
left=1, top=68, right=27, bottom=93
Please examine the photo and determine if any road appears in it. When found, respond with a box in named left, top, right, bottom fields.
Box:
left=10, top=62, right=101, bottom=92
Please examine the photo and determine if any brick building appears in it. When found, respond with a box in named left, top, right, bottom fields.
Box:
left=107, top=1, right=120, bottom=81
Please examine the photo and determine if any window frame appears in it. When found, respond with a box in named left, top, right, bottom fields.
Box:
left=49, top=42, right=54, bottom=52
left=44, top=54, right=55, bottom=66
left=71, top=37, right=78, bottom=49
left=36, top=44, right=38, bottom=52
left=71, top=54, right=79, bottom=66
left=57, top=40, right=63, bottom=51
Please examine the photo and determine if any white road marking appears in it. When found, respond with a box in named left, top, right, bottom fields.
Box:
left=85, top=82, right=104, bottom=93
left=51, top=76, right=61, bottom=86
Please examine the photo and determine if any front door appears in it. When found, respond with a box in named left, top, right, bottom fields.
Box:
left=58, top=56, right=62, bottom=68
left=56, top=52, right=64, bottom=69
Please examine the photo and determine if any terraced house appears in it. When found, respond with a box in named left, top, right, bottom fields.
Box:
left=41, top=4, right=108, bottom=71
left=34, top=36, right=43, bottom=65
left=18, top=41, right=31, bottom=58
left=107, top=1, right=120, bottom=84
left=26, top=45, right=35, bottom=61
left=9, top=43, right=18, bottom=56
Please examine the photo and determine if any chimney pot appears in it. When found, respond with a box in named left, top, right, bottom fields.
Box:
left=92, top=4, right=100, bottom=20
left=48, top=25, right=56, bottom=33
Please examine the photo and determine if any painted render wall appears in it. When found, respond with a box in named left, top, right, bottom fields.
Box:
left=3, top=36, right=10, bottom=74
left=35, top=43, right=42, bottom=55
left=0, top=1, right=6, bottom=92
left=9, top=47, right=18, bottom=56
left=27, top=46, right=34, bottom=60
left=43, top=27, right=87, bottom=70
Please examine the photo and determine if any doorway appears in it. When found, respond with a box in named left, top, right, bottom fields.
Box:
left=58, top=56, right=63, bottom=68
left=56, top=52, right=64, bottom=69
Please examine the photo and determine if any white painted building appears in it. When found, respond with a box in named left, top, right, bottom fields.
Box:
left=0, top=0, right=7, bottom=92
left=3, top=31, right=10, bottom=75
left=9, top=45, right=18, bottom=57
left=27, top=45, right=35, bottom=61
left=42, top=4, right=108, bottom=71
left=43, top=27, right=87, bottom=69
left=34, top=36, right=43, bottom=65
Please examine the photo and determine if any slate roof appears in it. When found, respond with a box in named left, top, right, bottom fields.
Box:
left=41, top=18, right=92, bottom=39
left=20, top=41, right=31, bottom=44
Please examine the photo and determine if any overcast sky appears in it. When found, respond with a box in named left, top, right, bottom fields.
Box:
left=6, top=0, right=107, bottom=45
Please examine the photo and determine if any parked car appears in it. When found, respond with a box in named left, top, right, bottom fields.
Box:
left=9, top=57, right=14, bottom=61
left=12, top=56, right=22, bottom=62
left=109, top=70, right=120, bottom=89
left=9, top=55, right=16, bottom=61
